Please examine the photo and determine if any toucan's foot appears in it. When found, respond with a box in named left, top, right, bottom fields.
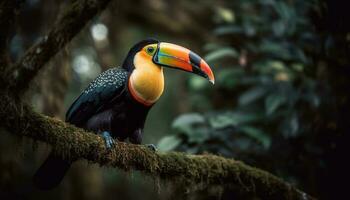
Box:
left=145, top=144, right=157, bottom=152
left=102, top=131, right=115, bottom=149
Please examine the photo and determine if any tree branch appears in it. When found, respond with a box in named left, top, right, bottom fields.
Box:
left=7, top=0, right=112, bottom=92
left=0, top=95, right=315, bottom=200
left=0, top=0, right=21, bottom=84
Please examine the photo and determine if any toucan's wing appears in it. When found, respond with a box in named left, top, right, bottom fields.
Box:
left=65, top=67, right=128, bottom=126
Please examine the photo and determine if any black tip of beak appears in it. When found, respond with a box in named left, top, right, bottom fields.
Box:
left=189, top=51, right=201, bottom=67
left=189, top=51, right=209, bottom=79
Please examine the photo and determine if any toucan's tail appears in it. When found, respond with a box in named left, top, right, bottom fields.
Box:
left=33, top=152, right=71, bottom=190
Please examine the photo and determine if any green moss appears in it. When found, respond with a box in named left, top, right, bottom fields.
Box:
left=0, top=93, right=315, bottom=199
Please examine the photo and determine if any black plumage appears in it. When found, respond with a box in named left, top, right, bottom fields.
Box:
left=33, top=39, right=158, bottom=190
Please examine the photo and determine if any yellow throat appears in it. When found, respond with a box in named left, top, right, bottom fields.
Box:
left=128, top=51, right=164, bottom=106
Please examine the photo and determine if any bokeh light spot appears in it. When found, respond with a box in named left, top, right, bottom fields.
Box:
left=91, top=23, right=108, bottom=41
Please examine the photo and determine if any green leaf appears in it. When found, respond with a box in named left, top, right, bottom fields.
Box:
left=157, top=135, right=182, bottom=152
left=214, top=26, right=243, bottom=35
left=265, top=94, right=286, bottom=115
left=272, top=20, right=286, bottom=36
left=240, top=126, right=271, bottom=149
left=304, top=93, right=321, bottom=108
left=172, top=113, right=205, bottom=135
left=281, top=113, right=299, bottom=138
left=216, top=7, right=235, bottom=23
left=209, top=113, right=238, bottom=128
left=273, top=2, right=292, bottom=20
left=189, top=76, right=208, bottom=90
left=259, top=41, right=291, bottom=60
left=205, top=47, right=238, bottom=62
left=291, top=63, right=304, bottom=72
left=232, top=112, right=263, bottom=124
left=188, top=128, right=210, bottom=144
left=217, top=68, right=244, bottom=89
left=209, top=112, right=262, bottom=129
left=243, top=20, right=256, bottom=36
left=294, top=47, right=308, bottom=63
left=203, top=43, right=222, bottom=51
left=238, top=86, right=267, bottom=106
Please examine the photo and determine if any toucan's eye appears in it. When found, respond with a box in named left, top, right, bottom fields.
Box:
left=146, top=46, right=155, bottom=54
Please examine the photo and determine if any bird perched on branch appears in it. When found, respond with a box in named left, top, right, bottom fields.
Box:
left=33, top=39, right=215, bottom=190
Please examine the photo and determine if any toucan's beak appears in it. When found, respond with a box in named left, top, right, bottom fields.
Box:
left=153, top=42, right=215, bottom=84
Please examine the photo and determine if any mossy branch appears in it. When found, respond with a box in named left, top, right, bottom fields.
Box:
left=0, top=96, right=315, bottom=200
left=7, top=0, right=112, bottom=92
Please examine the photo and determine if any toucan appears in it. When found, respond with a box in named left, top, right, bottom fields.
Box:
left=33, top=39, right=215, bottom=190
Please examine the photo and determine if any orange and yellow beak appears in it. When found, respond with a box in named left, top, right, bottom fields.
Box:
left=153, top=42, right=215, bottom=84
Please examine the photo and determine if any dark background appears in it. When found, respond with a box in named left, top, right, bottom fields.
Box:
left=0, top=0, right=349, bottom=199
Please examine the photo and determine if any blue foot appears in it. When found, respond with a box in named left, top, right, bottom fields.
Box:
left=145, top=144, right=157, bottom=152
left=102, top=131, right=115, bottom=149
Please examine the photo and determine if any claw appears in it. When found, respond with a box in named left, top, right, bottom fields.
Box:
left=145, top=144, right=157, bottom=152
left=102, top=131, right=115, bottom=149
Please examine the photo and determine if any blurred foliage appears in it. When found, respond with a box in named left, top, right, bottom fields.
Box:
left=158, top=0, right=349, bottom=198
left=160, top=0, right=322, bottom=152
